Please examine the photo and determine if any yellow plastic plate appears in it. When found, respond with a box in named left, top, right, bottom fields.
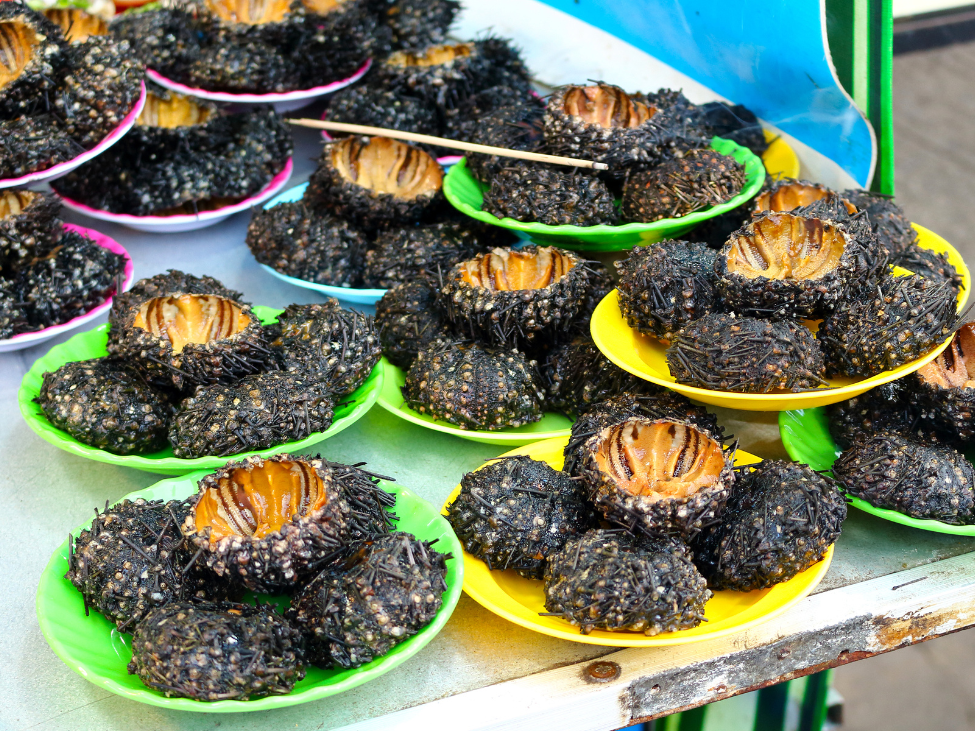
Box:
left=762, top=130, right=800, bottom=180
left=376, top=357, right=572, bottom=446
left=591, top=224, right=970, bottom=411
left=442, top=437, right=833, bottom=647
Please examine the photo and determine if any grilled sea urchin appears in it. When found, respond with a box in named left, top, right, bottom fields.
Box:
left=287, top=532, right=449, bottom=668
left=579, top=416, right=735, bottom=538
left=667, top=313, right=827, bottom=393
left=306, top=137, right=443, bottom=228
left=446, top=456, right=593, bottom=579
left=66, top=498, right=236, bottom=630
left=715, top=212, right=865, bottom=319
left=376, top=0, right=458, bottom=52
left=38, top=358, right=172, bottom=454
left=891, top=246, right=963, bottom=296
left=110, top=293, right=272, bottom=391
left=615, top=240, right=721, bottom=342
left=754, top=179, right=854, bottom=215
left=109, top=270, right=243, bottom=332
left=246, top=201, right=367, bottom=287
left=328, top=84, right=440, bottom=139
left=843, top=189, right=918, bottom=257
left=182, top=454, right=350, bottom=592
left=0, top=114, right=76, bottom=180
left=482, top=164, right=617, bottom=227
left=374, top=280, right=450, bottom=369
left=169, top=372, right=334, bottom=458
left=910, top=323, right=975, bottom=443
left=0, top=3, right=65, bottom=118
left=621, top=149, right=745, bottom=222
left=128, top=601, right=304, bottom=701
left=827, top=382, right=932, bottom=449
left=543, top=529, right=710, bottom=635
left=441, top=246, right=591, bottom=349
left=272, top=301, right=380, bottom=396
left=0, top=189, right=61, bottom=271
left=543, top=83, right=704, bottom=169
left=52, top=90, right=292, bottom=216
left=466, top=101, right=545, bottom=183
left=819, top=274, right=957, bottom=378
left=833, top=433, right=975, bottom=524
left=403, top=341, right=544, bottom=430
left=693, top=461, right=846, bottom=591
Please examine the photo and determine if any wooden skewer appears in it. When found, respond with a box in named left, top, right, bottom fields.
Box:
left=287, top=119, right=610, bottom=171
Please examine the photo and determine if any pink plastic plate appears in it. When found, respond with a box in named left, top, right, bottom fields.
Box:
left=0, top=82, right=147, bottom=189
left=0, top=225, right=134, bottom=352
left=56, top=158, right=294, bottom=233
left=146, top=60, right=372, bottom=113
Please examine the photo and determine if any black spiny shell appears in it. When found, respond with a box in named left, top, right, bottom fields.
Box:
left=53, top=35, right=142, bottom=148
left=327, top=84, right=440, bottom=139
left=287, top=532, right=448, bottom=668
left=621, top=149, right=746, bottom=222
left=543, top=84, right=707, bottom=170
left=169, top=373, right=334, bottom=459
left=446, top=456, right=594, bottom=579
left=53, top=97, right=293, bottom=216
left=272, top=300, right=380, bottom=396
left=466, top=101, right=546, bottom=183
left=615, top=239, right=721, bottom=342
left=325, top=459, right=398, bottom=542
left=110, top=6, right=200, bottom=82
left=0, top=114, right=77, bottom=180
left=562, top=393, right=723, bottom=478
left=692, top=461, right=846, bottom=591
left=441, top=245, right=592, bottom=349
left=182, top=453, right=351, bottom=592
left=128, top=601, right=304, bottom=701
left=305, top=136, right=444, bottom=228
left=65, top=498, right=237, bottom=631
left=667, top=313, right=827, bottom=393
left=543, top=529, right=710, bottom=635
left=819, top=274, right=957, bottom=378
left=698, top=101, right=768, bottom=157
left=0, top=190, right=62, bottom=272
left=833, top=433, right=975, bottom=524
left=891, top=245, right=964, bottom=296
left=375, top=280, right=450, bottom=369
left=403, top=341, right=544, bottom=430
left=0, top=279, right=27, bottom=338
left=579, top=415, right=736, bottom=539
left=38, top=358, right=172, bottom=454
left=376, top=0, right=458, bottom=52
left=246, top=201, right=367, bottom=287
left=542, top=336, right=656, bottom=418
left=290, top=0, right=379, bottom=89
left=362, top=217, right=503, bottom=288
left=110, top=294, right=272, bottom=391
left=842, top=189, right=918, bottom=257
left=909, top=323, right=975, bottom=443
left=482, top=164, right=617, bottom=227
left=827, top=382, right=934, bottom=449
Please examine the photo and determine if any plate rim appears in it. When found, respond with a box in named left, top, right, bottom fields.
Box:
left=375, top=357, right=573, bottom=445
left=441, top=436, right=834, bottom=647
left=441, top=136, right=766, bottom=239
left=55, top=158, right=294, bottom=226
left=778, top=407, right=975, bottom=536
left=17, top=306, right=383, bottom=474
left=35, top=475, right=464, bottom=712
left=0, top=224, right=134, bottom=349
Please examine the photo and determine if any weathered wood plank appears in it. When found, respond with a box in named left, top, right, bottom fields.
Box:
left=336, top=552, right=975, bottom=731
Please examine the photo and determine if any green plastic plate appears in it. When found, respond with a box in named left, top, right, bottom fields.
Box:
left=376, top=358, right=573, bottom=446
left=442, top=137, right=766, bottom=251
left=779, top=407, right=975, bottom=536
left=36, top=474, right=463, bottom=712
left=18, top=306, right=383, bottom=475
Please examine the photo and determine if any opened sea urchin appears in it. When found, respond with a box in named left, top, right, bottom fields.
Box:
left=543, top=529, right=710, bottom=635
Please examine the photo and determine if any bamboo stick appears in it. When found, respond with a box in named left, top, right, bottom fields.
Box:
left=287, top=119, right=610, bottom=171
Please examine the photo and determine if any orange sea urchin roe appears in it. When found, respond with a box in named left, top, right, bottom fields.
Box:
left=458, top=247, right=575, bottom=291
left=195, top=460, right=328, bottom=541
left=726, top=212, right=846, bottom=281
left=44, top=9, right=108, bottom=42
left=0, top=19, right=37, bottom=91
left=594, top=419, right=725, bottom=501
left=754, top=183, right=856, bottom=215
left=0, top=190, right=38, bottom=219
left=387, top=43, right=472, bottom=67
left=206, top=0, right=290, bottom=24
left=562, top=84, right=652, bottom=129
left=330, top=136, right=442, bottom=199
left=917, top=323, right=975, bottom=389
left=133, top=295, right=251, bottom=354
left=138, top=92, right=213, bottom=128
